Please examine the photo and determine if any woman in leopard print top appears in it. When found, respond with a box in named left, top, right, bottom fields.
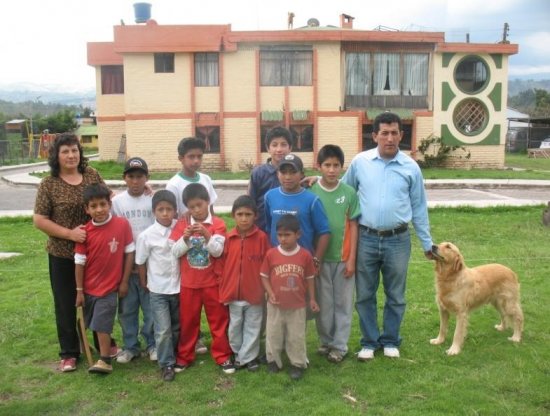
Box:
left=34, top=133, right=105, bottom=372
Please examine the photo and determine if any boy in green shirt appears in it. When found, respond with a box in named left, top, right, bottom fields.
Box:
left=310, top=145, right=360, bottom=363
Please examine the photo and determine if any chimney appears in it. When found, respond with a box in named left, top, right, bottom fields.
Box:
left=340, top=14, right=354, bottom=29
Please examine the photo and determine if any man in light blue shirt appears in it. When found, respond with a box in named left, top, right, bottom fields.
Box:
left=342, top=112, right=434, bottom=360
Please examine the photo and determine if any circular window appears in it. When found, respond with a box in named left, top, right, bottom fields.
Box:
left=453, top=98, right=488, bottom=136
left=454, top=55, right=489, bottom=94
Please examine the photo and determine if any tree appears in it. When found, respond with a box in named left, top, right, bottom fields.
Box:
left=533, top=89, right=550, bottom=117
left=36, top=109, right=78, bottom=133
left=508, top=88, right=550, bottom=117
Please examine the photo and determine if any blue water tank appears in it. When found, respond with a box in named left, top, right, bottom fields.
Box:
left=133, top=3, right=152, bottom=23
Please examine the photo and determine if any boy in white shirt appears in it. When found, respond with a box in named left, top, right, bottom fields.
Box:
left=136, top=190, right=180, bottom=382
left=166, top=137, right=218, bottom=217
left=112, top=157, right=156, bottom=363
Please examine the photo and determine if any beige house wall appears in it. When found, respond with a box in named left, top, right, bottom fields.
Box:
left=289, top=87, right=314, bottom=112
left=224, top=50, right=256, bottom=112
left=260, top=88, right=285, bottom=111
left=223, top=118, right=258, bottom=172
left=317, top=116, right=360, bottom=169
left=316, top=43, right=342, bottom=111
left=123, top=54, right=191, bottom=114
left=444, top=146, right=505, bottom=169
left=415, top=116, right=435, bottom=144
left=125, top=118, right=193, bottom=171
left=195, top=87, right=220, bottom=112
left=97, top=121, right=125, bottom=161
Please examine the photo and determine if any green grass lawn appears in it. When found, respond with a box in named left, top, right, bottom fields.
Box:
left=0, top=207, right=548, bottom=415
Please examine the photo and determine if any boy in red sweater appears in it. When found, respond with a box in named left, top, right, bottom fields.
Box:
left=218, top=195, right=270, bottom=371
left=169, top=183, right=235, bottom=374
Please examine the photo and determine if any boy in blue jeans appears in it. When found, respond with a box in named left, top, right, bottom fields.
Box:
left=136, top=190, right=181, bottom=381
left=112, top=157, right=156, bottom=363
left=310, top=145, right=360, bottom=363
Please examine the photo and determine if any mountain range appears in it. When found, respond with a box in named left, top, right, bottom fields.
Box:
left=0, top=82, right=95, bottom=108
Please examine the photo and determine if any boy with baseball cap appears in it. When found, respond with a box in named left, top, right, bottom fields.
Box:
left=112, top=157, right=157, bottom=364
left=264, top=153, right=330, bottom=264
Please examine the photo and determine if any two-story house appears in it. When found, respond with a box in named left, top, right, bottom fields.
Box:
left=87, top=14, right=518, bottom=171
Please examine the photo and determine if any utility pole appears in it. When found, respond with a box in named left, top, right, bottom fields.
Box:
left=29, top=96, right=41, bottom=157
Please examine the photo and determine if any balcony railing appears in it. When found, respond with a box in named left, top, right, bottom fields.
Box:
left=345, top=95, right=429, bottom=109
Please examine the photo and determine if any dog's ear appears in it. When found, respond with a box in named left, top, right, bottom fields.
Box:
left=452, top=256, right=463, bottom=272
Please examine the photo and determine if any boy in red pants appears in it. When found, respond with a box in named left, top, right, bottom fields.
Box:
left=169, top=183, right=235, bottom=374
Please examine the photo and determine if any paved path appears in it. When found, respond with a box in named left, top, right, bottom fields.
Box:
left=1, top=162, right=549, bottom=217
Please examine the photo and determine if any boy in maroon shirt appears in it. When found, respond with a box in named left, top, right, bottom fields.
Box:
left=218, top=195, right=270, bottom=371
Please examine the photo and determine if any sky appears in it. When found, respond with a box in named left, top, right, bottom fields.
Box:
left=1, top=0, right=549, bottom=91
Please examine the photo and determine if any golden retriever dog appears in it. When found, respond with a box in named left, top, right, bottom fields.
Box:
left=430, top=242, right=523, bottom=355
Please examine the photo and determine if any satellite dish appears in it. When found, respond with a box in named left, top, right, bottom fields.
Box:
left=307, top=18, right=320, bottom=27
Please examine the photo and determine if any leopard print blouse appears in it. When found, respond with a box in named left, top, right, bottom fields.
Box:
left=34, top=167, right=104, bottom=259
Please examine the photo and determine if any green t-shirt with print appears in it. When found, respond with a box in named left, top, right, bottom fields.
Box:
left=310, top=181, right=360, bottom=262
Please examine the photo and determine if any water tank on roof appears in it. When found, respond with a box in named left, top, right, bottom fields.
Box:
left=307, top=18, right=320, bottom=27
left=133, top=3, right=152, bottom=23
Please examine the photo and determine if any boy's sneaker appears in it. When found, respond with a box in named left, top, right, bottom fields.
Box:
left=147, top=347, right=158, bottom=361
left=59, top=357, right=77, bottom=372
left=267, top=361, right=280, bottom=374
left=174, top=363, right=190, bottom=373
left=317, top=345, right=330, bottom=356
left=88, top=359, right=112, bottom=374
left=327, top=349, right=346, bottom=363
left=116, top=350, right=140, bottom=364
left=357, top=348, right=375, bottom=361
left=220, top=359, right=236, bottom=374
left=195, top=339, right=208, bottom=355
left=288, top=365, right=304, bottom=381
left=162, top=366, right=175, bottom=382
left=110, top=346, right=122, bottom=358
left=246, top=359, right=260, bottom=372
left=383, top=347, right=400, bottom=358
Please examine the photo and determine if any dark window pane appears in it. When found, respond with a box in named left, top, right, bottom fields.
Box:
left=154, top=53, right=174, bottom=73
left=195, top=126, right=220, bottom=153
left=101, top=65, right=124, bottom=95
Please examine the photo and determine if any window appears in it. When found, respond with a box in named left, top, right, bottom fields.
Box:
left=154, top=53, right=174, bottom=73
left=195, top=53, right=219, bottom=86
left=453, top=99, right=488, bottom=136
left=345, top=53, right=371, bottom=96
left=403, top=54, right=429, bottom=96
left=345, top=52, right=429, bottom=108
left=374, top=53, right=400, bottom=94
left=290, top=125, right=313, bottom=152
left=454, top=56, right=488, bottom=94
left=260, top=46, right=313, bottom=86
left=195, top=126, right=220, bottom=153
left=101, top=65, right=124, bottom=95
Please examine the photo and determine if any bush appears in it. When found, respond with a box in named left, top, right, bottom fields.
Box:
left=417, top=135, right=471, bottom=168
